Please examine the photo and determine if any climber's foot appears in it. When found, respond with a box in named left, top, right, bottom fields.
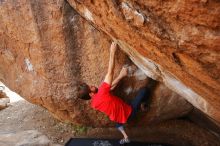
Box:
left=119, top=137, right=130, bottom=145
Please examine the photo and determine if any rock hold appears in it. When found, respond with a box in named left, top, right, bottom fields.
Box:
left=121, top=2, right=145, bottom=27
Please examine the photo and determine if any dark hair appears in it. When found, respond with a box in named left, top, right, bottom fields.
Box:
left=77, top=82, right=91, bottom=100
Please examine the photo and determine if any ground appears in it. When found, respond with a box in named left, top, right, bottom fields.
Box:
left=0, top=99, right=75, bottom=145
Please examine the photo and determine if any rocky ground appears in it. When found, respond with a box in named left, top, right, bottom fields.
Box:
left=0, top=99, right=75, bottom=145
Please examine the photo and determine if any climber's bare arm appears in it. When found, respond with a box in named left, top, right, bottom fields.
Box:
left=104, top=42, right=117, bottom=85
left=111, top=67, right=128, bottom=90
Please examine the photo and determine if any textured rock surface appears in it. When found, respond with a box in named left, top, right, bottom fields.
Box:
left=188, top=108, right=220, bottom=138
left=0, top=87, right=10, bottom=110
left=67, top=0, right=220, bottom=123
left=0, top=90, right=7, bottom=99
left=0, top=98, right=10, bottom=110
left=138, top=83, right=193, bottom=124
left=0, top=0, right=79, bottom=123
left=0, top=0, right=193, bottom=127
left=0, top=0, right=220, bottom=144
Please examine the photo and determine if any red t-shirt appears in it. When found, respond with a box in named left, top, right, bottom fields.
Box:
left=91, top=82, right=132, bottom=123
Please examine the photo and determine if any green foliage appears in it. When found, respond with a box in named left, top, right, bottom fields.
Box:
left=71, top=124, right=88, bottom=135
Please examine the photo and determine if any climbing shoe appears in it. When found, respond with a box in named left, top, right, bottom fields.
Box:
left=119, top=137, right=130, bottom=145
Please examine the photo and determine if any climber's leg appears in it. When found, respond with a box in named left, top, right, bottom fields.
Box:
left=115, top=88, right=148, bottom=144
left=116, top=123, right=130, bottom=144
left=130, top=88, right=148, bottom=118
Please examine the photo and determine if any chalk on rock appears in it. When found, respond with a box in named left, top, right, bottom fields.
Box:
left=121, top=2, right=145, bottom=27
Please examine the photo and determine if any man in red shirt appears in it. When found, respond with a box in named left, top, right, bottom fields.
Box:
left=77, top=42, right=149, bottom=144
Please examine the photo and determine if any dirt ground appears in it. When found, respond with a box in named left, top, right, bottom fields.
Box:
left=0, top=99, right=77, bottom=145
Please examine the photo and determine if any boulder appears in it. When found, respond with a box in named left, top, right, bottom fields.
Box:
left=0, top=0, right=219, bottom=132
left=0, top=0, right=220, bottom=143
left=0, top=0, right=193, bottom=127
left=67, top=0, right=220, bottom=123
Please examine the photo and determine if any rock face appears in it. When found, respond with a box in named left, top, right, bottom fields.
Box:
left=0, top=86, right=10, bottom=110
left=139, top=83, right=193, bottom=124
left=0, top=0, right=219, bottom=136
left=0, top=97, right=10, bottom=110
left=0, top=0, right=193, bottom=127
left=0, top=0, right=220, bottom=144
left=67, top=0, right=220, bottom=123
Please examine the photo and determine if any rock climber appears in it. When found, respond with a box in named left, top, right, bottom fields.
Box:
left=77, top=41, right=149, bottom=144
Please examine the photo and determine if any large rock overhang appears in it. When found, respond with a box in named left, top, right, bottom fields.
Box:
left=67, top=0, right=220, bottom=123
